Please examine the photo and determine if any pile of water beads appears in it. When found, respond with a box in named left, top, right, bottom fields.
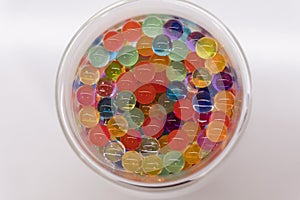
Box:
left=73, top=14, right=237, bottom=178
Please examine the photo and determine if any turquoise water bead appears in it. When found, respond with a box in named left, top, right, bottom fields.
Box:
left=180, top=26, right=191, bottom=41
left=117, top=46, right=139, bottom=67
left=166, top=61, right=187, bottom=81
left=152, top=34, right=173, bottom=56
left=166, top=81, right=188, bottom=101
left=168, top=40, right=188, bottom=61
left=163, top=151, right=185, bottom=173
left=88, top=46, right=110, bottom=68
left=142, top=16, right=163, bottom=38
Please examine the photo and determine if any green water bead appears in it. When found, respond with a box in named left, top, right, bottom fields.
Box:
left=163, top=151, right=185, bottom=173
left=88, top=46, right=110, bottom=68
left=116, top=91, right=136, bottom=111
left=166, top=61, right=187, bottom=81
left=139, top=138, right=160, bottom=156
left=105, top=61, right=125, bottom=81
left=142, top=16, right=163, bottom=38
left=117, top=46, right=139, bottom=67
left=168, top=40, right=188, bottom=61
left=124, top=107, right=145, bottom=129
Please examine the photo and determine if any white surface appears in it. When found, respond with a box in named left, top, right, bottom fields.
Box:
left=0, top=0, right=300, bottom=199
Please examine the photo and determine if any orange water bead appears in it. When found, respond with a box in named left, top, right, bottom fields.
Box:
left=214, top=90, right=235, bottom=112
left=79, top=106, right=100, bottom=128
left=149, top=54, right=170, bottom=72
left=183, top=143, right=201, bottom=164
left=206, top=121, right=227, bottom=143
left=184, top=52, right=205, bottom=72
left=136, top=36, right=154, bottom=57
left=103, top=31, right=124, bottom=52
left=205, top=53, right=226, bottom=73
left=122, top=20, right=142, bottom=42
left=210, top=111, right=230, bottom=127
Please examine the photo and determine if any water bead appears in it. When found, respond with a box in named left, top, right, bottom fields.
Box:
left=183, top=144, right=201, bottom=164
left=122, top=20, right=142, bottom=42
left=197, top=134, right=218, bottom=151
left=163, top=151, right=185, bottom=173
left=124, top=107, right=145, bottom=129
left=107, top=115, right=128, bottom=137
left=120, top=129, right=142, bottom=150
left=196, top=37, right=218, bottom=59
left=79, top=106, right=100, bottom=128
left=163, top=19, right=183, bottom=40
left=151, top=71, right=170, bottom=93
left=205, top=54, right=226, bottom=73
left=116, top=71, right=139, bottom=92
left=192, top=90, right=214, bottom=113
left=115, top=91, right=136, bottom=111
left=157, top=93, right=175, bottom=113
left=142, top=16, right=163, bottom=38
left=117, top=46, right=139, bottom=67
left=186, top=32, right=205, bottom=52
left=168, top=40, right=188, bottom=62
left=88, top=124, right=110, bottom=146
left=134, top=84, right=156, bottom=104
left=193, top=111, right=211, bottom=127
left=166, top=61, right=187, bottom=81
left=206, top=121, right=227, bottom=143
left=122, top=151, right=143, bottom=173
left=103, top=31, right=124, bottom=52
left=192, top=67, right=213, bottom=88
left=152, top=34, right=173, bottom=56
left=97, top=77, right=115, bottom=97
left=149, top=54, right=170, bottom=72
left=166, top=112, right=181, bottom=132
left=136, top=36, right=154, bottom=57
left=166, top=81, right=188, bottom=101
left=76, top=85, right=96, bottom=106
left=212, top=72, right=233, bottom=91
left=184, top=52, right=205, bottom=72
left=79, top=65, right=100, bottom=85
left=142, top=117, right=164, bottom=137
left=214, top=90, right=235, bottom=112
left=133, top=61, right=155, bottom=83
left=179, top=26, right=191, bottom=41
left=158, top=135, right=169, bottom=149
left=173, top=98, right=194, bottom=121
left=104, top=140, right=125, bottom=163
left=148, top=104, right=167, bottom=119
left=185, top=74, right=198, bottom=93
left=88, top=46, right=110, bottom=68
left=182, top=121, right=201, bottom=142
left=142, top=155, right=163, bottom=175
left=105, top=61, right=125, bottom=81
left=139, top=137, right=160, bottom=156
left=97, top=97, right=117, bottom=119
left=168, top=129, right=189, bottom=151
left=210, top=111, right=230, bottom=127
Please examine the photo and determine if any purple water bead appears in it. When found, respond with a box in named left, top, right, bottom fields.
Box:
left=212, top=72, right=233, bottom=91
left=163, top=19, right=184, bottom=40
left=165, top=112, right=181, bottom=132
left=186, top=32, right=205, bottom=52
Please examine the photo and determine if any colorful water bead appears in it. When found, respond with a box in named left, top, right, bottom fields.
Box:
left=97, top=97, right=117, bottom=119
left=173, top=98, right=194, bottom=121
left=107, top=115, right=128, bottom=137
left=166, top=81, right=188, bottom=101
left=79, top=65, right=100, bottom=85
left=76, top=85, right=96, bottom=106
left=116, top=71, right=139, bottom=92
left=214, top=90, right=235, bottom=112
left=139, top=137, right=160, bottom=156
left=168, top=129, right=189, bottom=151
left=149, top=54, right=171, bottom=72
left=142, top=155, right=163, bottom=175
left=88, top=46, right=110, bottom=68
left=122, top=20, right=142, bottom=42
left=205, top=53, right=226, bottom=73
left=136, top=36, right=154, bottom=57
left=197, top=133, right=218, bottom=151
left=115, top=91, right=136, bottom=111
left=105, top=61, right=125, bottom=81
left=157, top=93, right=175, bottom=113
left=88, top=124, right=110, bottom=147
left=152, top=34, right=173, bottom=56
left=166, top=61, right=187, bottom=81
left=212, top=72, right=233, bottom=91
left=124, top=107, right=145, bottom=129
left=120, top=129, right=142, bottom=150
left=196, top=37, right=218, bottom=59
left=184, top=52, right=205, bottom=72
left=134, top=84, right=156, bottom=104
left=206, top=121, right=227, bottom=142
left=142, top=16, right=163, bottom=38
left=179, top=26, right=191, bottom=41
left=182, top=121, right=201, bottom=142
left=163, top=19, right=183, bottom=40
left=165, top=112, right=181, bottom=132
left=151, top=71, right=170, bottom=93
left=133, top=61, right=155, bottom=83
left=163, top=151, right=185, bottom=173
left=192, top=90, right=214, bottom=113
left=183, top=143, right=201, bottom=164
left=104, top=140, right=125, bottom=163
left=97, top=77, right=116, bottom=97
left=186, top=31, right=205, bottom=52
left=168, top=40, right=188, bottom=61
left=122, top=151, right=143, bottom=173
left=142, top=117, right=164, bottom=138
left=103, top=31, right=124, bottom=52
left=192, top=67, right=213, bottom=88
left=117, top=46, right=139, bottom=67
left=79, top=106, right=100, bottom=128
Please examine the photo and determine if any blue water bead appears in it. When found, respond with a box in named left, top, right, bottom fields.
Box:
left=166, top=81, right=188, bottom=101
left=163, top=19, right=184, bottom=40
left=152, top=34, right=173, bottom=56
left=192, top=90, right=214, bottom=113
left=97, top=97, right=117, bottom=120
left=180, top=26, right=191, bottom=41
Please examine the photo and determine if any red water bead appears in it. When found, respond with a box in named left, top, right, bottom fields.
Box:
left=97, top=77, right=115, bottom=97
left=103, top=31, right=124, bottom=52
left=142, top=117, right=164, bottom=138
left=122, top=20, right=142, bottom=42
left=210, top=111, right=230, bottom=127
left=120, top=129, right=142, bottom=150
left=168, top=129, right=189, bottom=151
left=134, top=84, right=156, bottom=104
left=76, top=85, right=96, bottom=106
left=116, top=71, right=139, bottom=92
left=173, top=98, right=194, bottom=121
left=133, top=61, right=155, bottom=83
left=184, top=52, right=205, bottom=72
left=151, top=71, right=170, bottom=93
left=193, top=111, right=212, bottom=127
left=88, top=125, right=110, bottom=146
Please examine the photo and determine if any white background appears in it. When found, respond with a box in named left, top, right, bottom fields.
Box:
left=1, top=0, right=300, bottom=199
